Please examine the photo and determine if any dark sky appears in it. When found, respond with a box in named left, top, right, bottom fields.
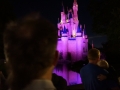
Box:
left=10, top=0, right=107, bottom=47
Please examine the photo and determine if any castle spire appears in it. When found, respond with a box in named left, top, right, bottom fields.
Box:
left=74, top=0, right=77, bottom=4
left=73, top=0, right=78, bottom=6
left=83, top=29, right=84, bottom=38
left=58, top=18, right=59, bottom=23
left=61, top=2, right=65, bottom=12
left=68, top=9, right=73, bottom=19
left=84, top=24, right=86, bottom=35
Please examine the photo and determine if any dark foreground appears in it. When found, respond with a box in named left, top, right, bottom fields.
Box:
left=67, top=84, right=84, bottom=90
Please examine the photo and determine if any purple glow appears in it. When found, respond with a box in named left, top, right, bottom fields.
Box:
left=53, top=0, right=88, bottom=86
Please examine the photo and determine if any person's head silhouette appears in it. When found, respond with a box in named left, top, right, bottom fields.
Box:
left=4, top=12, right=58, bottom=90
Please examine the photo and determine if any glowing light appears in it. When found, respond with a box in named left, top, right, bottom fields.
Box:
left=72, top=29, right=76, bottom=37
left=73, top=33, right=76, bottom=37
left=60, top=20, right=63, bottom=24
left=66, top=19, right=69, bottom=22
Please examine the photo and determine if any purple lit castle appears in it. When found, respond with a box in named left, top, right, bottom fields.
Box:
left=53, top=0, right=88, bottom=85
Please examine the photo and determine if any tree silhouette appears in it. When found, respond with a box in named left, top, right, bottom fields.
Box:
left=88, top=0, right=120, bottom=52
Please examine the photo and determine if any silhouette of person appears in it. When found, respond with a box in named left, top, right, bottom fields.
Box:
left=52, top=73, right=67, bottom=90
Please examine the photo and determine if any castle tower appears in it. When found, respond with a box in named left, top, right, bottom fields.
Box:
left=82, top=24, right=87, bottom=38
left=61, top=26, right=69, bottom=84
left=62, top=26, right=68, bottom=60
left=61, top=3, right=66, bottom=23
left=76, top=24, right=82, bottom=36
left=76, top=24, right=83, bottom=60
left=67, top=9, right=73, bottom=37
left=73, top=0, right=78, bottom=21
left=84, top=24, right=87, bottom=38
left=82, top=24, right=88, bottom=58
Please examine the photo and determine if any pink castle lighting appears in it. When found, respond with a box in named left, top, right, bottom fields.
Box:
left=53, top=0, right=88, bottom=86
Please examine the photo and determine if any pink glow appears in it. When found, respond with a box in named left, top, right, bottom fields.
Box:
left=53, top=0, right=88, bottom=86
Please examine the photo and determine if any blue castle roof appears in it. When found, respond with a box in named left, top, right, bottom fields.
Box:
left=62, top=26, right=68, bottom=34
left=77, top=25, right=82, bottom=33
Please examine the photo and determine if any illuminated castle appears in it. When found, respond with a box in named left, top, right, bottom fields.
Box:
left=53, top=0, right=88, bottom=85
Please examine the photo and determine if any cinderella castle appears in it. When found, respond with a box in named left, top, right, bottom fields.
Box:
left=53, top=0, right=88, bottom=85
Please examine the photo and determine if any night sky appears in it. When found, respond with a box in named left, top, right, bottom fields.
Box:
left=10, top=0, right=107, bottom=47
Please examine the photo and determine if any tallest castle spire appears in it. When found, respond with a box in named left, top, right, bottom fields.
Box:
left=73, top=0, right=77, bottom=5
left=61, top=2, right=65, bottom=12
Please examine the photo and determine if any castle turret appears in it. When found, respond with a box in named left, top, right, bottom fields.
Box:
left=82, top=24, right=87, bottom=38
left=61, top=27, right=68, bottom=60
left=82, top=24, right=88, bottom=57
left=73, top=0, right=78, bottom=11
left=82, top=29, right=85, bottom=38
left=84, top=24, right=87, bottom=38
left=76, top=24, right=82, bottom=36
left=68, top=9, right=73, bottom=24
left=61, top=3, right=66, bottom=23
left=61, top=2, right=64, bottom=12
left=73, top=0, right=78, bottom=21
left=76, top=24, right=83, bottom=60
left=68, top=9, right=73, bottom=19
left=62, top=26, right=68, bottom=37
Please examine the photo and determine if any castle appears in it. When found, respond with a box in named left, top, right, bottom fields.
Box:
left=53, top=0, right=88, bottom=85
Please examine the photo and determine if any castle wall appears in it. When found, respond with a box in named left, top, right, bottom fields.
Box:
left=76, top=37, right=84, bottom=60
left=61, top=36, right=68, bottom=60
left=68, top=39, right=77, bottom=61
left=82, top=38, right=88, bottom=59
left=57, top=38, right=86, bottom=61
left=55, top=38, right=88, bottom=84
left=57, top=39, right=62, bottom=53
left=69, top=71, right=82, bottom=85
